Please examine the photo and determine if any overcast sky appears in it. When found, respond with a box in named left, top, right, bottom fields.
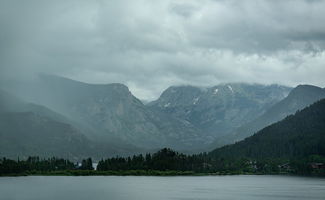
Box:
left=1, top=0, right=325, bottom=100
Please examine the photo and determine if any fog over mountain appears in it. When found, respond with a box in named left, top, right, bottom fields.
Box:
left=1, top=0, right=325, bottom=159
left=1, top=0, right=325, bottom=101
left=2, top=3, right=325, bottom=199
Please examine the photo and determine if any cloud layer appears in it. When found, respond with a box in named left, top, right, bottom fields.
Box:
left=1, top=0, right=325, bottom=100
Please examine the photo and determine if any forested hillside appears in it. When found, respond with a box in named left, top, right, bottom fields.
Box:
left=210, top=99, right=325, bottom=159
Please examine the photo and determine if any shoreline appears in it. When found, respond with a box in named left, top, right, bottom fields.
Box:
left=2, top=170, right=317, bottom=177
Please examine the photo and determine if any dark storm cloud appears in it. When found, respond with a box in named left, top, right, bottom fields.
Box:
left=1, top=0, right=325, bottom=100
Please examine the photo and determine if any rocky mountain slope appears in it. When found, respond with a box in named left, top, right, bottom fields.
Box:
left=148, top=83, right=291, bottom=142
left=4, top=75, right=205, bottom=151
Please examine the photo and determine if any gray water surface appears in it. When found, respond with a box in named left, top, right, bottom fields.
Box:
left=0, top=175, right=324, bottom=200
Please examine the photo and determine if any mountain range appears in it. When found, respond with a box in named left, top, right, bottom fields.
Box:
left=1, top=74, right=324, bottom=159
left=2, top=76, right=205, bottom=154
left=148, top=84, right=291, bottom=143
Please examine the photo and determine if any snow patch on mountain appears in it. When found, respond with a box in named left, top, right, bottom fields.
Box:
left=164, top=102, right=171, bottom=107
left=228, top=85, right=234, bottom=93
left=193, top=97, right=200, bottom=105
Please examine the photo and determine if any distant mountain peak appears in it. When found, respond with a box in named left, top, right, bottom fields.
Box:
left=285, top=84, right=324, bottom=100
left=292, top=84, right=322, bottom=91
left=295, top=84, right=322, bottom=90
left=39, top=74, right=130, bottom=90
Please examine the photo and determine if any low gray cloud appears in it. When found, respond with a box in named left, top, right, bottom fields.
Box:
left=1, top=0, right=325, bottom=100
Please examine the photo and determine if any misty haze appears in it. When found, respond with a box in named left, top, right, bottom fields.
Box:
left=1, top=1, right=325, bottom=200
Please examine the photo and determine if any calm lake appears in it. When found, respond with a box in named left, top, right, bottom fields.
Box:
left=0, top=175, right=324, bottom=200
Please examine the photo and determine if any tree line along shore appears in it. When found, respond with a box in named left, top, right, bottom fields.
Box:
left=1, top=148, right=324, bottom=177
